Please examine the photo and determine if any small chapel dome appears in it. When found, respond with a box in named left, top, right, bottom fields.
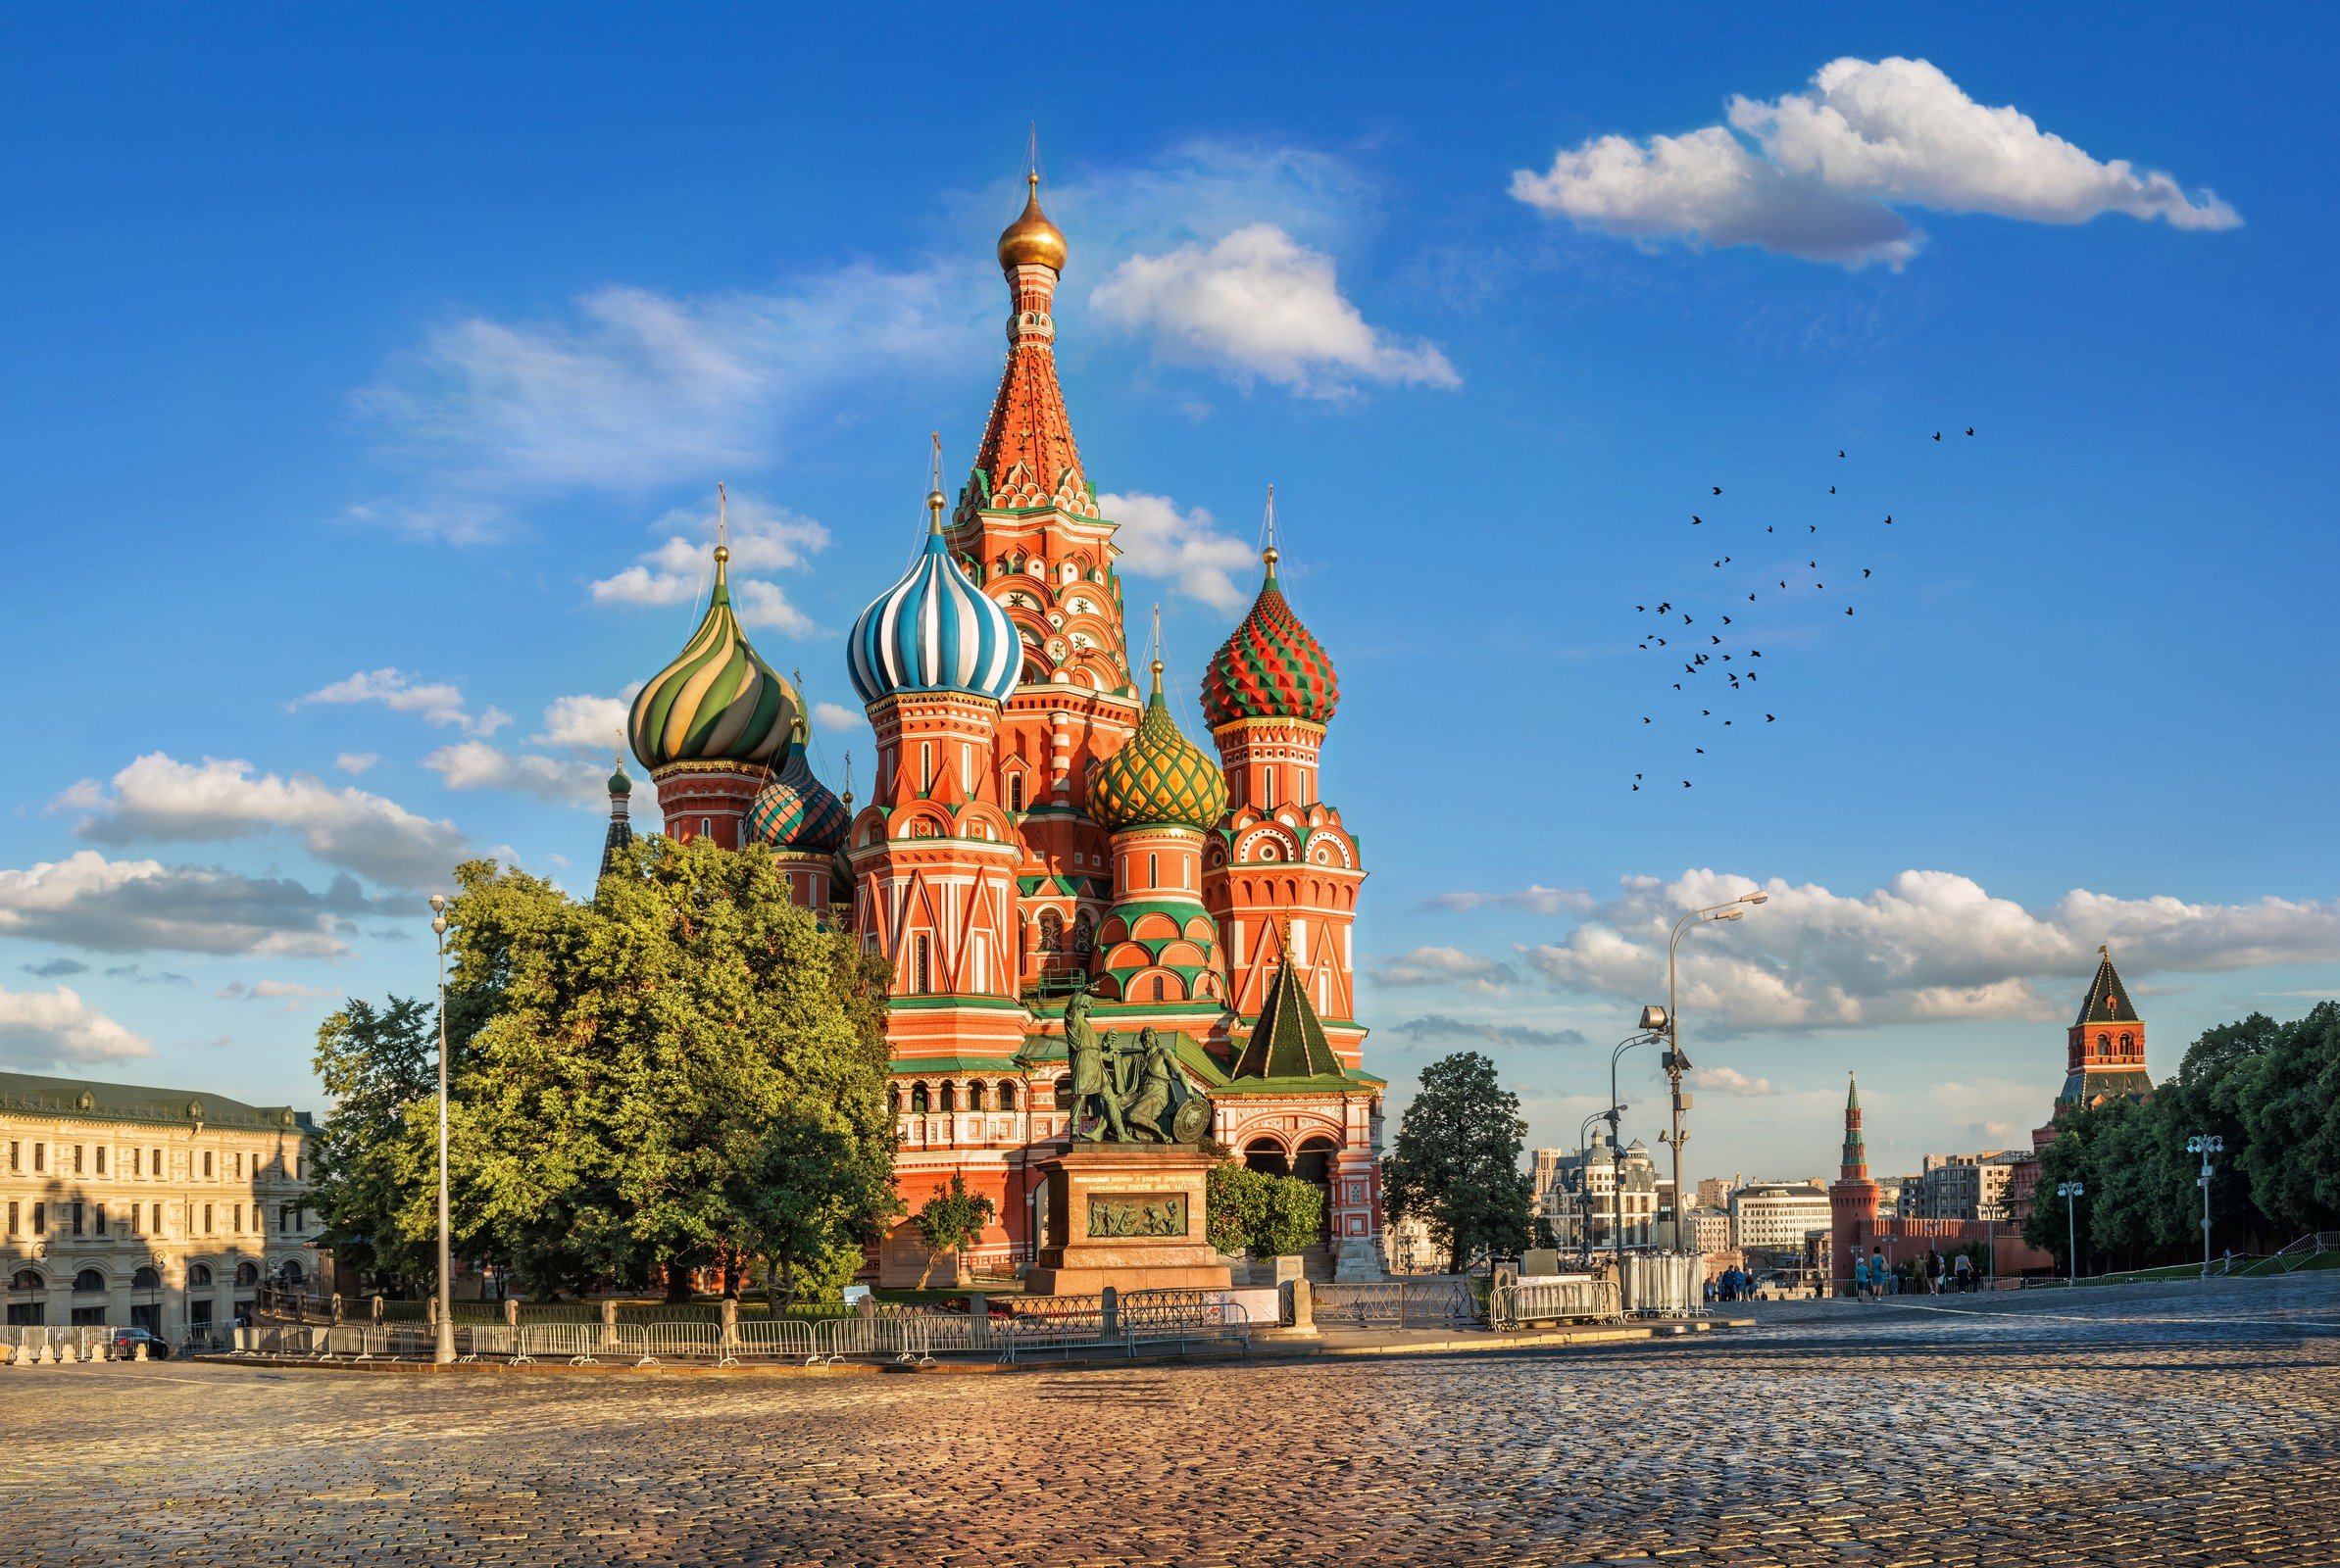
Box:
left=628, top=541, right=801, bottom=772
left=847, top=492, right=1021, bottom=707
left=997, top=172, right=1068, bottom=274
left=1202, top=544, right=1340, bottom=728
left=746, top=732, right=850, bottom=857
left=1090, top=661, right=1230, bottom=835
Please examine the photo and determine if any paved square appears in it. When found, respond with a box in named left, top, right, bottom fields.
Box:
left=3, top=1275, right=2334, bottom=1567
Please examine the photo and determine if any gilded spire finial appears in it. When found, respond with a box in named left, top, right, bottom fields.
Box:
left=714, top=481, right=729, bottom=566
left=925, top=432, right=947, bottom=532
left=841, top=750, right=854, bottom=811
left=1149, top=604, right=1165, bottom=694
left=1262, top=483, right=1279, bottom=574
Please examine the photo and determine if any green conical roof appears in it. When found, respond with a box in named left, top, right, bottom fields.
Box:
left=1089, top=662, right=1228, bottom=835
left=1231, top=951, right=1344, bottom=1082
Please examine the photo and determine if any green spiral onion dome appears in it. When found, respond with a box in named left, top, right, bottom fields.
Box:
left=746, top=749, right=849, bottom=856
left=1090, top=662, right=1230, bottom=835
left=1201, top=546, right=1339, bottom=728
left=627, top=546, right=802, bottom=772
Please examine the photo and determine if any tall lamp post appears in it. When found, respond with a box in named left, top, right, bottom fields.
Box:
left=1608, top=1030, right=1662, bottom=1290
left=1575, top=1110, right=1610, bottom=1260
left=1650, top=892, right=1767, bottom=1250
left=2056, top=1180, right=2084, bottom=1286
left=2186, top=1135, right=2224, bottom=1280
left=429, top=894, right=455, bottom=1365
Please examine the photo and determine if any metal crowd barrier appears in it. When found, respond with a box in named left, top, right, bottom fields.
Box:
left=734, top=1317, right=821, bottom=1364
left=1123, top=1301, right=1251, bottom=1356
left=1488, top=1278, right=1623, bottom=1331
left=1314, top=1277, right=1477, bottom=1328
left=1620, top=1252, right=1705, bottom=1317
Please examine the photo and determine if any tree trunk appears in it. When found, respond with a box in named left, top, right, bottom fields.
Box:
left=663, top=1258, right=693, bottom=1303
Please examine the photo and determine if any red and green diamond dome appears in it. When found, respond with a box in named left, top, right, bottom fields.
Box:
left=1200, top=547, right=1338, bottom=728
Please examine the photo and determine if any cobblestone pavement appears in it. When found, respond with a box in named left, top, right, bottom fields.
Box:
left=4, top=1273, right=2336, bottom=1567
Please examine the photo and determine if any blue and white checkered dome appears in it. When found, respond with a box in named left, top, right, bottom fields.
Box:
left=846, top=510, right=1021, bottom=708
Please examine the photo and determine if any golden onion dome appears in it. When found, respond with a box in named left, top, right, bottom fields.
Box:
left=627, top=544, right=801, bottom=772
left=1089, top=661, right=1229, bottom=836
left=997, top=172, right=1068, bottom=274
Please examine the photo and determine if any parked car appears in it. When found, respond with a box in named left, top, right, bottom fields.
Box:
left=108, top=1327, right=170, bottom=1360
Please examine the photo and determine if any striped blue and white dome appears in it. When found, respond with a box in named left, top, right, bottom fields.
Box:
left=846, top=514, right=1021, bottom=707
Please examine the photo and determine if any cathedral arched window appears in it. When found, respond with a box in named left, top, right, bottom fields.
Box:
left=939, top=1082, right=957, bottom=1113
left=1072, top=912, right=1095, bottom=954
left=1008, top=772, right=1025, bottom=813
left=1152, top=976, right=1167, bottom=1003
left=1039, top=910, right=1065, bottom=953
left=999, top=1082, right=1020, bottom=1111
left=911, top=1083, right=930, bottom=1114
left=1147, top=853, right=1159, bottom=887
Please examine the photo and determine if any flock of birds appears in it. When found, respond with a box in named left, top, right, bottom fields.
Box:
left=1630, top=426, right=1975, bottom=792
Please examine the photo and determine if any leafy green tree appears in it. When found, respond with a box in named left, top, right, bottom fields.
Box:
left=309, top=996, right=441, bottom=1292
left=911, top=1174, right=995, bottom=1289
left=1204, top=1160, right=1322, bottom=1258
left=2240, top=1002, right=2340, bottom=1235
left=1382, top=1051, right=1533, bottom=1274
left=321, top=838, right=899, bottom=1301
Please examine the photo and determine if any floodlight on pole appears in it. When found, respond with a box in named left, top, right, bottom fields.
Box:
left=1656, top=890, right=1765, bottom=1256
left=2055, top=1180, right=2085, bottom=1285
left=2186, top=1135, right=2225, bottom=1280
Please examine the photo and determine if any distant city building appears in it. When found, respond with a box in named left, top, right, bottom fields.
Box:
left=1916, top=1152, right=2019, bottom=1221
left=1383, top=1213, right=1439, bottom=1274
left=1685, top=1206, right=1732, bottom=1255
left=1694, top=1175, right=1738, bottom=1211
left=1730, top=1181, right=1832, bottom=1252
left=1538, top=1132, right=1662, bottom=1248
left=1, top=1071, right=321, bottom=1338
left=1828, top=1073, right=2053, bottom=1293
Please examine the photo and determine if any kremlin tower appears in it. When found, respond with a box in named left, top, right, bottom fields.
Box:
left=618, top=170, right=1385, bottom=1286
left=1826, top=1073, right=1880, bottom=1295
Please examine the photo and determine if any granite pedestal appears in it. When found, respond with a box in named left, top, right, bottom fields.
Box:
left=1021, top=1140, right=1231, bottom=1296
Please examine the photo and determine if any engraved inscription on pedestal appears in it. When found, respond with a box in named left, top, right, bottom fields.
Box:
left=1087, top=1193, right=1187, bottom=1239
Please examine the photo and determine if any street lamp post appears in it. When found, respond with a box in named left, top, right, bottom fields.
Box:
left=2056, top=1180, right=2084, bottom=1286
left=2186, top=1135, right=2225, bottom=1280
left=1650, top=892, right=1767, bottom=1251
left=1575, top=1110, right=1610, bottom=1261
left=429, top=894, right=455, bottom=1365
left=1609, top=1031, right=1662, bottom=1294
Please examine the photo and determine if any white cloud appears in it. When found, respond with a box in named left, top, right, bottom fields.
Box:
left=354, top=268, right=989, bottom=537
left=1092, top=224, right=1458, bottom=397
left=216, top=979, right=338, bottom=1003
left=1093, top=492, right=1257, bottom=612
left=291, top=668, right=510, bottom=736
left=0, top=851, right=373, bottom=957
left=421, top=741, right=604, bottom=808
left=1683, top=1064, right=1777, bottom=1098
left=1391, top=1013, right=1586, bottom=1050
left=1519, top=868, right=2340, bottom=1035
left=1513, top=56, right=2239, bottom=269
left=1426, top=884, right=1593, bottom=915
left=59, top=754, right=468, bottom=892
left=813, top=702, right=861, bottom=733
left=1369, top=946, right=1518, bottom=995
left=333, top=753, right=379, bottom=776
left=0, top=984, right=150, bottom=1068
left=533, top=691, right=638, bottom=755
left=588, top=492, right=830, bottom=639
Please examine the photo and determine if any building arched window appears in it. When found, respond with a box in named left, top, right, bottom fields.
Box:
left=186, top=1263, right=212, bottom=1288
left=1038, top=910, right=1065, bottom=953
left=939, top=1082, right=958, bottom=1113
left=2096, top=1033, right=2111, bottom=1055
left=10, top=1268, right=43, bottom=1291
left=131, top=1266, right=162, bottom=1290
left=1152, top=976, right=1167, bottom=1003
left=2118, top=1033, right=2133, bottom=1053
left=999, top=1081, right=1020, bottom=1111
left=914, top=934, right=933, bottom=994
left=233, top=1262, right=259, bottom=1288
left=967, top=1081, right=988, bottom=1113
left=1072, top=912, right=1095, bottom=955
left=1147, top=853, right=1159, bottom=887
left=73, top=1269, right=105, bottom=1293
left=1008, top=773, right=1025, bottom=813
left=911, top=1083, right=930, bottom=1114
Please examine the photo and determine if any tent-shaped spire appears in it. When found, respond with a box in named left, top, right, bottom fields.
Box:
left=1230, top=943, right=1344, bottom=1082
left=2072, top=946, right=2139, bottom=1026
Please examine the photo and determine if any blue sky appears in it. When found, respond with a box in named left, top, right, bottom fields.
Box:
left=3, top=6, right=2333, bottom=1183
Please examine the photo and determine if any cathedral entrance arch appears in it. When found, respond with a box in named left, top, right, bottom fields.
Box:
left=1242, top=1138, right=1290, bottom=1177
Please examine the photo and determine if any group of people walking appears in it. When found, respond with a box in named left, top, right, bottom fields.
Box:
left=1850, top=1247, right=1983, bottom=1299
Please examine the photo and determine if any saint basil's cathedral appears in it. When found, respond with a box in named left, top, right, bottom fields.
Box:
left=613, top=175, right=1386, bottom=1284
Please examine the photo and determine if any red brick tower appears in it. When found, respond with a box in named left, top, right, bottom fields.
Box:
left=1827, top=1073, right=1881, bottom=1295
left=947, top=172, right=1139, bottom=995
left=2059, top=946, right=2152, bottom=1108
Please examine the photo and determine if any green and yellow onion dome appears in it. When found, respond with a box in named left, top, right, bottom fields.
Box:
left=1201, top=546, right=1339, bottom=728
left=627, top=545, right=802, bottom=772
left=747, top=750, right=849, bottom=857
left=1089, top=662, right=1230, bottom=835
